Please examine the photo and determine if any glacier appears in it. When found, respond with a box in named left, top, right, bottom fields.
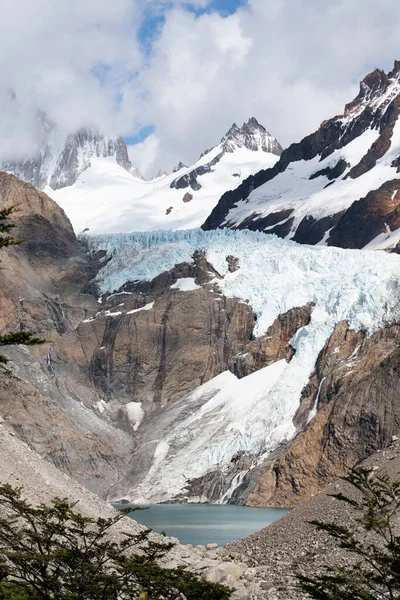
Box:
left=87, top=229, right=400, bottom=502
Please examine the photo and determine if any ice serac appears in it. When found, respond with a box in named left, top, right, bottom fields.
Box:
left=202, top=61, right=400, bottom=250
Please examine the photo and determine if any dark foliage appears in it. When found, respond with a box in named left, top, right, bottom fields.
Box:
left=0, top=485, right=232, bottom=599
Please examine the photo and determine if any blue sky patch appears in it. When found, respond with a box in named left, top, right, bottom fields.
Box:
left=124, top=125, right=155, bottom=146
left=138, top=1, right=247, bottom=51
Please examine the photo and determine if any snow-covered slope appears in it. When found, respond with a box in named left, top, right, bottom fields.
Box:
left=45, top=118, right=280, bottom=234
left=203, top=61, right=400, bottom=251
left=85, top=229, right=400, bottom=502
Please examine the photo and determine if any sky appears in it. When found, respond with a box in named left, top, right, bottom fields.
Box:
left=0, top=0, right=400, bottom=177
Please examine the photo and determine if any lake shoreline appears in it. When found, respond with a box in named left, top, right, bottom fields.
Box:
left=114, top=502, right=290, bottom=547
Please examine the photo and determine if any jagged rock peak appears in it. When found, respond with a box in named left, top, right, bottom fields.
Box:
left=344, top=59, right=400, bottom=117
left=221, top=117, right=283, bottom=156
left=49, top=127, right=133, bottom=190
left=173, top=161, right=188, bottom=173
left=130, top=166, right=146, bottom=181
left=0, top=116, right=145, bottom=191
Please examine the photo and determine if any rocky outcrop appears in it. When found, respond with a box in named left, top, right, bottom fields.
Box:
left=173, top=161, right=188, bottom=173
left=230, top=304, right=314, bottom=378
left=328, top=179, right=400, bottom=248
left=171, top=163, right=215, bottom=191
left=78, top=255, right=254, bottom=407
left=224, top=438, right=400, bottom=600
left=244, top=321, right=400, bottom=507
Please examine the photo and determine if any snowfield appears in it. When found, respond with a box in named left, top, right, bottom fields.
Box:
left=47, top=146, right=278, bottom=235
left=87, top=229, right=400, bottom=503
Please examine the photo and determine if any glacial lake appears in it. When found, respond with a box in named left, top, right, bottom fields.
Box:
left=117, top=503, right=290, bottom=546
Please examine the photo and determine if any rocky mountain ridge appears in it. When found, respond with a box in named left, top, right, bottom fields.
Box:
left=203, top=61, right=400, bottom=251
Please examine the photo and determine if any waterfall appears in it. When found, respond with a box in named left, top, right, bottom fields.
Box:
left=307, top=376, right=326, bottom=424
left=216, top=470, right=249, bottom=505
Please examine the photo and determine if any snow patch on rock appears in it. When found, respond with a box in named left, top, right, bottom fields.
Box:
left=126, top=402, right=145, bottom=431
left=171, top=278, right=201, bottom=291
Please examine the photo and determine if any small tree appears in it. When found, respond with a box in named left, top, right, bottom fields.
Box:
left=0, top=484, right=232, bottom=599
left=0, top=206, right=45, bottom=363
left=298, top=467, right=400, bottom=599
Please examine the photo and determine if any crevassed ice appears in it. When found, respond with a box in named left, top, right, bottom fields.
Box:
left=85, top=228, right=400, bottom=336
left=86, top=228, right=400, bottom=502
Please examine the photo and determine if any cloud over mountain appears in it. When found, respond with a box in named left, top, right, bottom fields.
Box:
left=1, top=0, right=400, bottom=176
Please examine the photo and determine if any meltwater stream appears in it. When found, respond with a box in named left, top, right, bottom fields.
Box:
left=118, top=504, right=290, bottom=546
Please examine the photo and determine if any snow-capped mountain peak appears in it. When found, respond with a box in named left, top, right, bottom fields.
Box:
left=42, top=118, right=281, bottom=234
left=1, top=113, right=282, bottom=234
left=344, top=60, right=400, bottom=119
left=221, top=117, right=283, bottom=155
left=48, top=127, right=133, bottom=190
left=0, top=118, right=138, bottom=191
left=170, top=117, right=282, bottom=193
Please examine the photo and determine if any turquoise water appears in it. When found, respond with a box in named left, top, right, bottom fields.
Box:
left=118, top=503, right=290, bottom=546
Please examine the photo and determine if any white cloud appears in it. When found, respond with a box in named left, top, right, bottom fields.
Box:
left=1, top=0, right=400, bottom=175
left=127, top=133, right=161, bottom=176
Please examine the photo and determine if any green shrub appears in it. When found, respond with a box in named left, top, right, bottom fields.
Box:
left=0, top=485, right=232, bottom=599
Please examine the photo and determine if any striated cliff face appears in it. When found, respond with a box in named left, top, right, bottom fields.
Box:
left=0, top=173, right=134, bottom=494
left=76, top=253, right=255, bottom=408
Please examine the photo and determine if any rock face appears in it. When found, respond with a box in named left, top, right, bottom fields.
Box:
left=224, top=439, right=400, bottom=600
left=328, top=179, right=400, bottom=248
left=244, top=321, right=400, bottom=507
left=0, top=175, right=258, bottom=497
left=203, top=61, right=400, bottom=250
left=3, top=171, right=400, bottom=513
left=78, top=255, right=255, bottom=408
left=48, top=129, right=132, bottom=189
left=1, top=121, right=136, bottom=190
